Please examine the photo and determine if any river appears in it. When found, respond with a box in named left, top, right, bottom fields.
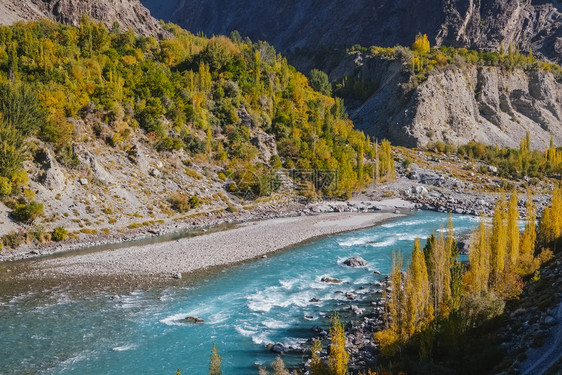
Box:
left=0, top=211, right=481, bottom=374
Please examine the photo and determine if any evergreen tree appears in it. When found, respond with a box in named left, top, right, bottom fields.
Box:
left=308, top=69, right=332, bottom=96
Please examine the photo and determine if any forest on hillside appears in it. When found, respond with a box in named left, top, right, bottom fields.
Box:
left=0, top=17, right=394, bottom=208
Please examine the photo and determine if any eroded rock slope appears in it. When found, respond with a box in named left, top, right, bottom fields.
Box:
left=0, top=0, right=165, bottom=37
left=332, top=53, right=562, bottom=149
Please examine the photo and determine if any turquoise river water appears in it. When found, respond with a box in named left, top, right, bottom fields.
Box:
left=0, top=211, right=482, bottom=374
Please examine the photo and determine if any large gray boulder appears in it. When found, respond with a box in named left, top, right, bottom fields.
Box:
left=343, top=256, right=369, bottom=267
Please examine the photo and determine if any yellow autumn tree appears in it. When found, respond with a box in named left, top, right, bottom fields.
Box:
left=408, top=238, right=433, bottom=332
left=506, top=192, right=520, bottom=269
left=412, top=33, right=431, bottom=56
left=519, top=191, right=536, bottom=273
left=539, top=186, right=562, bottom=245
left=430, top=230, right=452, bottom=317
left=309, top=340, right=326, bottom=375
left=209, top=343, right=222, bottom=375
left=490, top=193, right=507, bottom=285
left=328, top=313, right=349, bottom=375
left=467, top=220, right=490, bottom=293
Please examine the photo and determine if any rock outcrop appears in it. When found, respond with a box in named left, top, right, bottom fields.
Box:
left=0, top=0, right=166, bottom=37
left=332, top=53, right=562, bottom=149
left=141, top=0, right=562, bottom=64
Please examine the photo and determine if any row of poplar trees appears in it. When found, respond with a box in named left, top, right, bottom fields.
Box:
left=375, top=186, right=560, bottom=358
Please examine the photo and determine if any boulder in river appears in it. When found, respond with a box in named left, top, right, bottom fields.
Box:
left=321, top=277, right=342, bottom=283
left=310, top=297, right=321, bottom=303
left=184, top=316, right=204, bottom=323
left=269, top=343, right=287, bottom=354
left=343, top=256, right=369, bottom=267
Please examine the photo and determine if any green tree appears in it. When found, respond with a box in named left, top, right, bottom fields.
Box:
left=13, top=201, right=44, bottom=224
left=0, top=121, right=27, bottom=179
left=0, top=83, right=45, bottom=135
left=308, top=69, right=332, bottom=96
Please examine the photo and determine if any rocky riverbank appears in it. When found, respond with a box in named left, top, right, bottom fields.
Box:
left=0, top=199, right=412, bottom=264
left=14, top=210, right=401, bottom=281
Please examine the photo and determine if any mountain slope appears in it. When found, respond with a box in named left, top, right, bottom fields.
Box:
left=0, top=20, right=384, bottom=241
left=0, top=0, right=165, bottom=37
left=141, top=0, right=562, bottom=64
left=330, top=50, right=562, bottom=149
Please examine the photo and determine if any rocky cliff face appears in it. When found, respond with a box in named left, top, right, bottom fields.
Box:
left=141, top=0, right=562, bottom=64
left=0, top=0, right=165, bottom=37
left=333, top=54, right=562, bottom=149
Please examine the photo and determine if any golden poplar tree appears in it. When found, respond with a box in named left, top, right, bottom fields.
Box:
left=309, top=340, right=326, bottom=375
left=468, top=220, right=490, bottom=293
left=389, top=251, right=404, bottom=337
left=491, top=193, right=507, bottom=284
left=506, top=192, right=520, bottom=269
left=430, top=230, right=451, bottom=317
left=412, top=33, right=431, bottom=56
left=209, top=343, right=222, bottom=375
left=404, top=272, right=417, bottom=337
left=519, top=191, right=536, bottom=271
left=409, top=238, right=433, bottom=330
left=328, top=313, right=349, bottom=375
left=538, top=186, right=562, bottom=246
left=448, top=216, right=463, bottom=312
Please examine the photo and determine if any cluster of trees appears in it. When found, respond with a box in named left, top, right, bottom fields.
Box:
left=538, top=186, right=562, bottom=248
left=0, top=18, right=394, bottom=200
left=352, top=34, right=562, bottom=88
left=426, top=133, right=562, bottom=181
left=374, top=189, right=556, bottom=369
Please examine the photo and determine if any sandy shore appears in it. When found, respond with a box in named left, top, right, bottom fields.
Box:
left=30, top=212, right=400, bottom=279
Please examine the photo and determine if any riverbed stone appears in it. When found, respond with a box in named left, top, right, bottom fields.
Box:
left=343, top=256, right=369, bottom=267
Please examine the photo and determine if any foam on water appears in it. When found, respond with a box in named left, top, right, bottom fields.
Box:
left=366, top=238, right=396, bottom=247
left=338, top=236, right=377, bottom=247
left=159, top=312, right=193, bottom=326
left=112, top=344, right=136, bottom=352
left=262, top=319, right=291, bottom=329
left=247, top=287, right=317, bottom=312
